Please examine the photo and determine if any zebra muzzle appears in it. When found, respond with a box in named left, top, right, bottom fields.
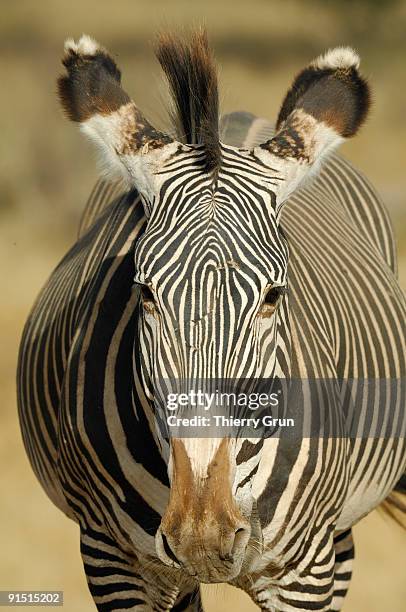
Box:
left=155, top=438, right=253, bottom=581
left=155, top=519, right=251, bottom=582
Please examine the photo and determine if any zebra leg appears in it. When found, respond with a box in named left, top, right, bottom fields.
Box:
left=80, top=529, right=181, bottom=611
left=330, top=529, right=354, bottom=611
left=246, top=567, right=336, bottom=611
left=244, top=532, right=338, bottom=610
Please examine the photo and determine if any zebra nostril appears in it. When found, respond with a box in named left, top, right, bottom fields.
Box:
left=231, top=526, right=249, bottom=555
left=220, top=526, right=249, bottom=561
left=219, top=553, right=233, bottom=561
left=161, top=532, right=181, bottom=565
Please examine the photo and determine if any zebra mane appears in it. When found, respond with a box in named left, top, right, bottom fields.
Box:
left=155, top=29, right=220, bottom=171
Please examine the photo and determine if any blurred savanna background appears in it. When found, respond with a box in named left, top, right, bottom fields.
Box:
left=0, top=0, right=405, bottom=610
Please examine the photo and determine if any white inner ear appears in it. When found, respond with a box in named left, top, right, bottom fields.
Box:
left=80, top=104, right=181, bottom=200
left=254, top=110, right=344, bottom=214
left=81, top=114, right=131, bottom=185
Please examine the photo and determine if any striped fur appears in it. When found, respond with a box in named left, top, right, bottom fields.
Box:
left=17, top=34, right=405, bottom=612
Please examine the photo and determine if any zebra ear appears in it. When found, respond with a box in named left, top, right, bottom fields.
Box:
left=255, top=47, right=370, bottom=210
left=57, top=35, right=176, bottom=188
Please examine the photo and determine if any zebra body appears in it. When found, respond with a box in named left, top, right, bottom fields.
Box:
left=17, top=33, right=405, bottom=611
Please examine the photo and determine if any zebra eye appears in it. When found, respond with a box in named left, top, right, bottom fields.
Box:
left=139, top=284, right=155, bottom=304
left=264, top=285, right=284, bottom=306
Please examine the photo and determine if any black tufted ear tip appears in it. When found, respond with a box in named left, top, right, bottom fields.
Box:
left=57, top=35, right=129, bottom=123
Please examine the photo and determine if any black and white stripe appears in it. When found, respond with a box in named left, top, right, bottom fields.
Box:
left=17, top=33, right=405, bottom=612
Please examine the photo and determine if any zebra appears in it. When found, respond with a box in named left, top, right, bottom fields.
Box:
left=17, top=30, right=405, bottom=611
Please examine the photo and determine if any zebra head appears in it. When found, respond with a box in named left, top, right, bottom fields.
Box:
left=59, top=32, right=369, bottom=582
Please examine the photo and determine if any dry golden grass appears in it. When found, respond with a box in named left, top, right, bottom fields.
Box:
left=1, top=1, right=405, bottom=610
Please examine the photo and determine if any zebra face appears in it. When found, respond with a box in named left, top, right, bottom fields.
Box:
left=134, top=143, right=289, bottom=387
left=58, top=33, right=370, bottom=581
left=132, top=146, right=292, bottom=581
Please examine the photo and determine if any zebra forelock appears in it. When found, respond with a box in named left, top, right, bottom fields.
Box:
left=155, top=28, right=220, bottom=172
